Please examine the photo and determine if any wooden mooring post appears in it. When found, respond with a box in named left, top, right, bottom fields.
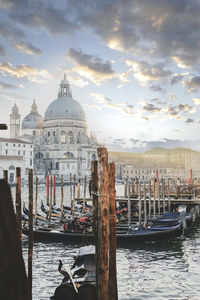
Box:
left=48, top=176, right=52, bottom=222
left=35, top=176, right=38, bottom=226
left=128, top=183, right=131, bottom=228
left=72, top=174, right=76, bottom=213
left=60, top=175, right=64, bottom=219
left=16, top=167, right=22, bottom=248
left=109, top=162, right=118, bottom=300
left=3, top=170, right=8, bottom=183
left=138, top=182, right=142, bottom=225
left=53, top=175, right=56, bottom=206
left=28, top=169, right=33, bottom=300
left=83, top=175, right=87, bottom=213
left=77, top=179, right=80, bottom=199
left=46, top=175, right=49, bottom=206
left=0, top=180, right=29, bottom=300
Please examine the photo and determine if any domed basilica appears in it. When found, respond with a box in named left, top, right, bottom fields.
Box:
left=10, top=74, right=99, bottom=179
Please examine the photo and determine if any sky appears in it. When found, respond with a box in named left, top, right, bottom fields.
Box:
left=1, top=0, right=200, bottom=152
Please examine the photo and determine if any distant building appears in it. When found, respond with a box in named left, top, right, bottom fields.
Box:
left=8, top=74, right=99, bottom=180
left=0, top=137, right=33, bottom=183
left=110, top=147, right=200, bottom=181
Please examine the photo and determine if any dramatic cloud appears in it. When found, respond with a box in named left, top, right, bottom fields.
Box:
left=0, top=62, right=51, bottom=83
left=126, top=59, right=172, bottom=83
left=13, top=41, right=42, bottom=55
left=184, top=76, right=200, bottom=93
left=67, top=48, right=116, bottom=84
left=90, top=93, right=135, bottom=115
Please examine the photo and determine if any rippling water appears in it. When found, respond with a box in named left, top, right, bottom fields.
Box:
left=12, top=185, right=200, bottom=300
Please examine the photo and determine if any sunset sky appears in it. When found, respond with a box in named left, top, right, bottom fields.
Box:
left=1, top=0, right=200, bottom=152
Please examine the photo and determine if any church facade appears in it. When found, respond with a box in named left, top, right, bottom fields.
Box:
left=10, top=75, right=99, bottom=180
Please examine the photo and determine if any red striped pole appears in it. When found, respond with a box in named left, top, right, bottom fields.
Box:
left=190, top=169, right=192, bottom=185
left=53, top=175, right=56, bottom=206
left=156, top=169, right=158, bottom=182
left=47, top=175, right=49, bottom=205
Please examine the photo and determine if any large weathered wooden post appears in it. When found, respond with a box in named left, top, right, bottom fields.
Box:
left=0, top=180, right=30, bottom=300
left=143, top=182, right=147, bottom=225
left=97, top=148, right=109, bottom=300
left=148, top=180, right=151, bottom=220
left=77, top=179, right=81, bottom=199
left=109, top=162, right=118, bottom=300
left=72, top=174, right=76, bottom=213
left=28, top=169, right=33, bottom=300
left=153, top=179, right=156, bottom=218
left=69, top=173, right=72, bottom=204
left=16, top=167, right=22, bottom=248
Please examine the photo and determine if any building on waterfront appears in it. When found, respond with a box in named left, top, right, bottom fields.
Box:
left=0, top=137, right=33, bottom=183
left=7, top=74, right=99, bottom=180
left=110, top=147, right=200, bottom=181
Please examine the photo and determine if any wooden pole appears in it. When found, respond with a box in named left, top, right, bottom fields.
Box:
left=47, top=175, right=49, bottom=206
left=28, top=169, right=33, bottom=300
left=91, top=160, right=99, bottom=294
left=138, top=182, right=142, bottom=225
left=148, top=180, right=151, bottom=221
left=109, top=162, right=118, bottom=300
left=49, top=176, right=52, bottom=222
left=97, top=147, right=109, bottom=300
left=0, top=180, right=30, bottom=300
left=143, top=182, right=147, bottom=225
left=16, top=167, right=22, bottom=249
left=168, top=178, right=171, bottom=212
left=83, top=175, right=87, bottom=212
left=77, top=179, right=80, bottom=199
left=69, top=173, right=72, bottom=205
left=60, top=175, right=64, bottom=219
left=72, top=174, right=76, bottom=213
left=157, top=179, right=160, bottom=216
left=35, top=176, right=38, bottom=226
left=163, top=179, right=165, bottom=214
left=153, top=179, right=156, bottom=218
left=128, top=183, right=131, bottom=227
left=3, top=170, right=8, bottom=183
left=124, top=178, right=128, bottom=198
left=53, top=175, right=56, bottom=206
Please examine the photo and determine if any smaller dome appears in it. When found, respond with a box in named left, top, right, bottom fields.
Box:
left=11, top=103, right=19, bottom=114
left=22, top=99, right=43, bottom=130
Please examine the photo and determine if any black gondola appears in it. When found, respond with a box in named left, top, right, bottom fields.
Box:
left=50, top=245, right=96, bottom=300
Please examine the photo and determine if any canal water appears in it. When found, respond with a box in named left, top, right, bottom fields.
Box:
left=12, top=185, right=200, bottom=300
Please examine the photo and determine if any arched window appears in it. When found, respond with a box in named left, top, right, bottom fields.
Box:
left=77, top=131, right=81, bottom=144
left=63, top=152, right=74, bottom=159
left=61, top=131, right=66, bottom=143
left=68, top=131, right=73, bottom=144
left=92, top=153, right=96, bottom=160
left=35, top=152, right=44, bottom=159
left=9, top=165, right=15, bottom=170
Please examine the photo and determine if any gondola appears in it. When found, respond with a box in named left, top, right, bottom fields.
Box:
left=22, top=222, right=183, bottom=243
left=50, top=245, right=96, bottom=300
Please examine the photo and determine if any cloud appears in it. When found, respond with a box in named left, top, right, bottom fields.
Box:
left=13, top=41, right=42, bottom=55
left=149, top=84, right=166, bottom=93
left=0, top=81, right=19, bottom=89
left=142, top=103, right=162, bottom=113
left=167, top=94, right=176, bottom=101
left=0, top=44, right=7, bottom=56
left=0, top=21, right=25, bottom=40
left=66, top=48, right=116, bottom=85
left=126, top=59, right=172, bottom=83
left=0, top=62, right=51, bottom=83
left=90, top=93, right=135, bottom=115
left=193, top=98, right=200, bottom=105
left=184, top=76, right=200, bottom=93
left=185, top=118, right=194, bottom=124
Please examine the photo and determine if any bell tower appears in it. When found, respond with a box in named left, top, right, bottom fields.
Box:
left=10, top=103, right=20, bottom=138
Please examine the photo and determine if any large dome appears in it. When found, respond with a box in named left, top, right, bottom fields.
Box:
left=22, top=99, right=43, bottom=129
left=44, top=75, right=86, bottom=121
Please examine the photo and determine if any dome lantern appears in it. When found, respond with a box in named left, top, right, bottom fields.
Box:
left=58, top=73, right=72, bottom=98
